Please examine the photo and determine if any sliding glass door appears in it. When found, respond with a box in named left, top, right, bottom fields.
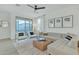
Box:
left=16, top=17, right=32, bottom=40
left=16, top=20, right=25, bottom=32
left=25, top=20, right=30, bottom=32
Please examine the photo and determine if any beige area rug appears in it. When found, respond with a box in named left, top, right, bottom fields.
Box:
left=15, top=39, right=47, bottom=55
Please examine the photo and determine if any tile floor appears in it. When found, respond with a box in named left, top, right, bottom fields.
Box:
left=0, top=38, right=47, bottom=55
left=0, top=39, right=19, bottom=55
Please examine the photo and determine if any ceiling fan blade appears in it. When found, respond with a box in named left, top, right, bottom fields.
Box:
left=16, top=4, right=21, bottom=6
left=37, top=7, right=45, bottom=9
left=27, top=5, right=34, bottom=8
left=35, top=5, right=37, bottom=8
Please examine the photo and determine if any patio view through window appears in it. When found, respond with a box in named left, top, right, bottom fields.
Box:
left=16, top=17, right=32, bottom=33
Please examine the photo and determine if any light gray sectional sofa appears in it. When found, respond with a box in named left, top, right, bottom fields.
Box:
left=47, top=33, right=79, bottom=55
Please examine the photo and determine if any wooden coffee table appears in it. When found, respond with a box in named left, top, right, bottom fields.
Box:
left=33, top=37, right=54, bottom=51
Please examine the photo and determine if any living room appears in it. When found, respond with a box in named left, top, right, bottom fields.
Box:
left=0, top=4, right=79, bottom=55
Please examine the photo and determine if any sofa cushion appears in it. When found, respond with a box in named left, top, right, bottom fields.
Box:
left=66, top=33, right=78, bottom=49
left=67, top=39, right=77, bottom=49
left=67, top=37, right=78, bottom=49
left=48, top=39, right=69, bottom=49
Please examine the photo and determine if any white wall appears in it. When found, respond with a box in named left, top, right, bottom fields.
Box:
left=1, top=5, right=79, bottom=40
left=44, top=6, right=79, bottom=36
left=0, top=11, right=11, bottom=39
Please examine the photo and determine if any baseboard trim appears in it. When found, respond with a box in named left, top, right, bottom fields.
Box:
left=0, top=38, right=11, bottom=40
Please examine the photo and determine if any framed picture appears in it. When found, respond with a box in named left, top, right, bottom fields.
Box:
left=55, top=17, right=63, bottom=28
left=63, top=15, right=73, bottom=28
left=2, top=21, right=8, bottom=27
left=48, top=18, right=55, bottom=28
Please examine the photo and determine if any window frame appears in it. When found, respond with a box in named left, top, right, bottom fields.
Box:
left=15, top=16, right=33, bottom=33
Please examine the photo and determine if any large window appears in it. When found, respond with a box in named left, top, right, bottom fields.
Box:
left=35, top=15, right=45, bottom=32
left=16, top=17, right=32, bottom=32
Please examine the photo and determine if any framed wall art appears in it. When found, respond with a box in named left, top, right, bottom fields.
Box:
left=63, top=15, right=73, bottom=28
left=2, top=21, right=8, bottom=27
left=55, top=17, right=63, bottom=28
left=48, top=18, right=55, bottom=28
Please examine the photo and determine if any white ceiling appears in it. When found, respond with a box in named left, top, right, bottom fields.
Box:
left=0, top=4, right=78, bottom=17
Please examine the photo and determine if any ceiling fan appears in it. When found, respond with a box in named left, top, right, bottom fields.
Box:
left=27, top=4, right=45, bottom=11
left=16, top=4, right=45, bottom=11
